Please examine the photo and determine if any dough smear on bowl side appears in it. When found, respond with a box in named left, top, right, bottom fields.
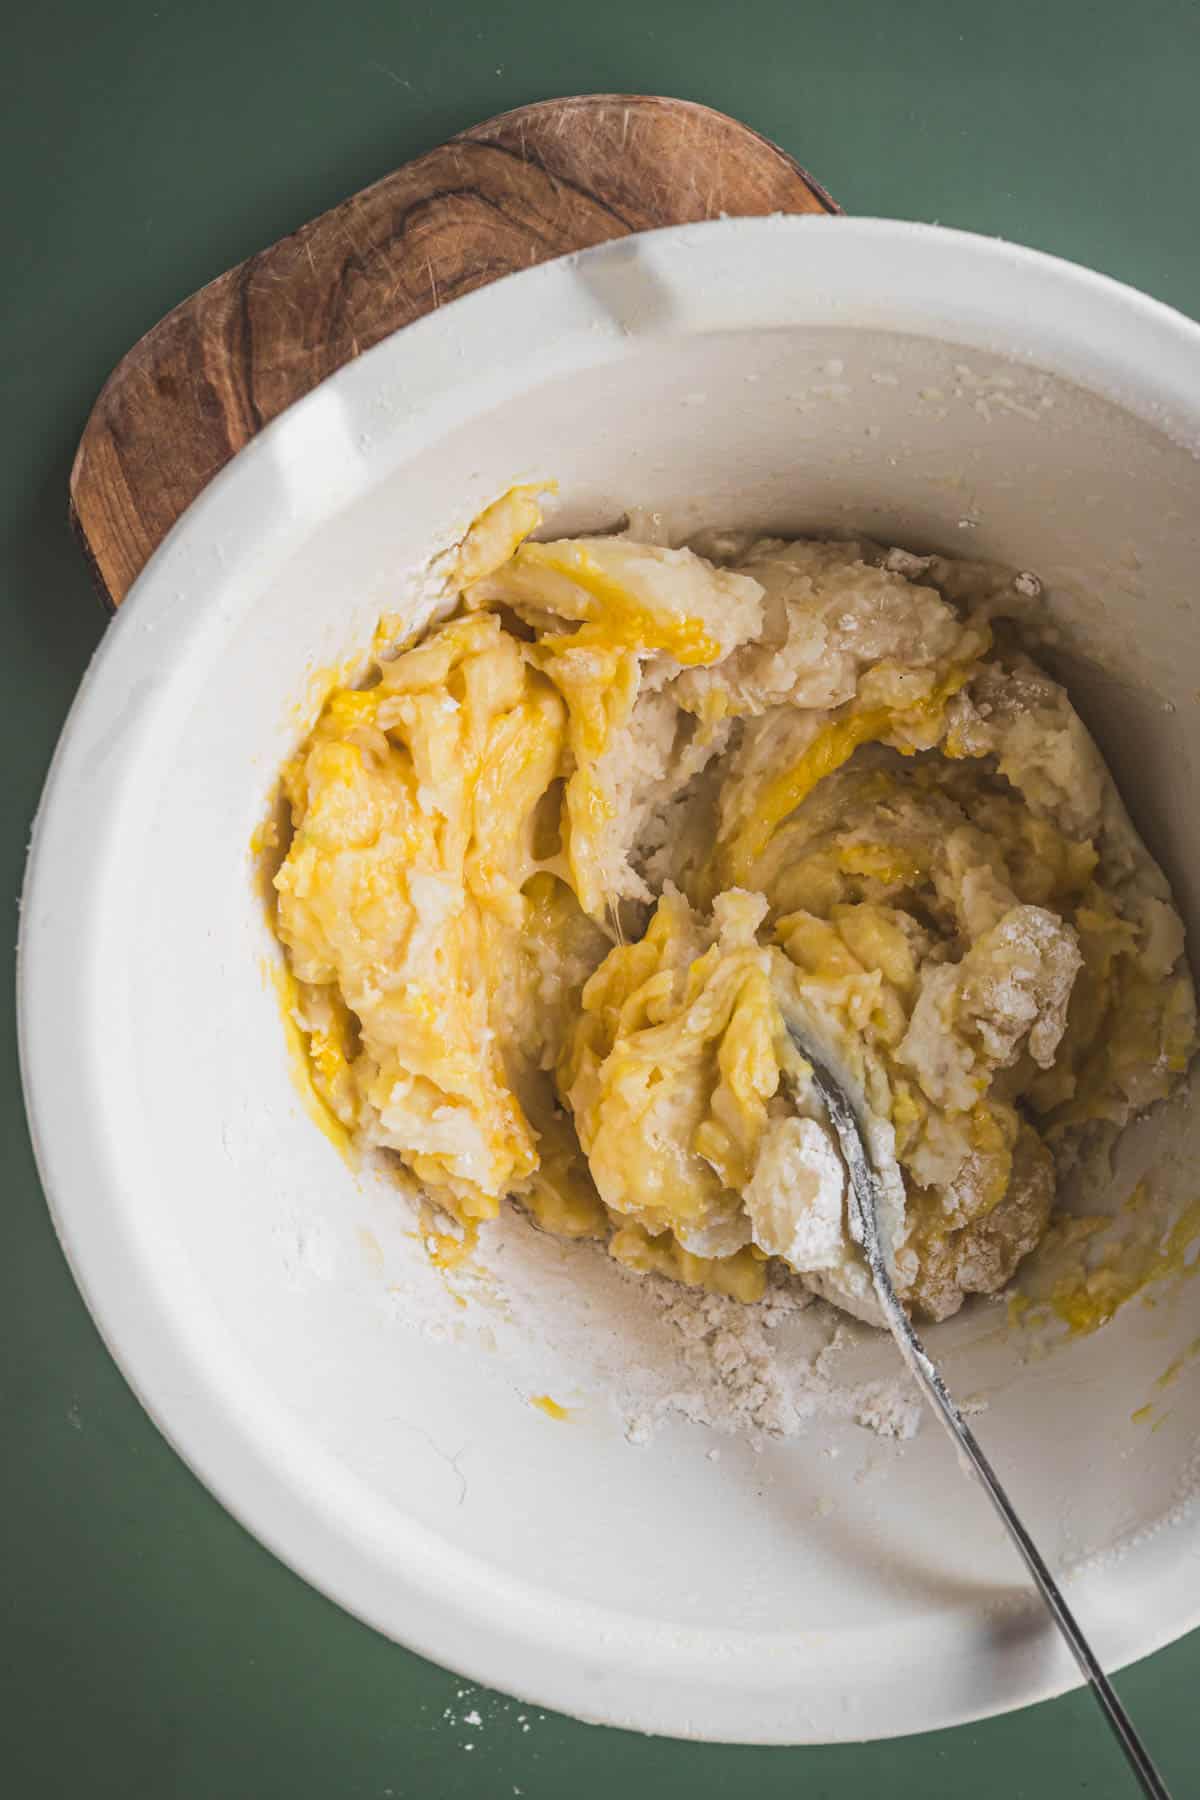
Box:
left=269, top=488, right=1197, bottom=1326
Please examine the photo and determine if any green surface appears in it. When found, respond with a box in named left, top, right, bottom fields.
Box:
left=6, top=1, right=1200, bottom=1793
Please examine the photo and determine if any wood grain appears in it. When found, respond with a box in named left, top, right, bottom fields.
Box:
left=70, top=95, right=838, bottom=608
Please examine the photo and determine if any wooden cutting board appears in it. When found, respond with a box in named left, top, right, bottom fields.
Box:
left=69, top=94, right=838, bottom=609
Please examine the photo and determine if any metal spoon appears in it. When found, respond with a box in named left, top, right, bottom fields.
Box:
left=791, top=1029, right=1170, bottom=1799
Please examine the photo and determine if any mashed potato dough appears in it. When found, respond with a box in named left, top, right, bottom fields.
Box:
left=272, top=492, right=1196, bottom=1323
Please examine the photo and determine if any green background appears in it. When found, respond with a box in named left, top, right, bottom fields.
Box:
left=6, top=1, right=1200, bottom=1793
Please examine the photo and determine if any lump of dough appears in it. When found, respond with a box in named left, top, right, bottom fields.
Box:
left=743, top=1114, right=845, bottom=1270
left=672, top=538, right=980, bottom=721
left=906, top=1122, right=1056, bottom=1321
left=898, top=905, right=1083, bottom=1112
left=560, top=886, right=787, bottom=1260
left=470, top=535, right=763, bottom=919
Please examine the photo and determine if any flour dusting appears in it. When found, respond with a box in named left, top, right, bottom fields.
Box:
left=369, top=1168, right=923, bottom=1448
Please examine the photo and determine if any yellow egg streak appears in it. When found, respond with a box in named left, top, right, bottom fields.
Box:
left=267, top=959, right=355, bottom=1160
left=718, top=663, right=977, bottom=887
left=530, top=1394, right=570, bottom=1420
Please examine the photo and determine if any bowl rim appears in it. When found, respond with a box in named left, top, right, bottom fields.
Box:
left=19, top=214, right=1200, bottom=1744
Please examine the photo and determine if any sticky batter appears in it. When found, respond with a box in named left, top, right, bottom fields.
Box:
left=271, top=491, right=1196, bottom=1324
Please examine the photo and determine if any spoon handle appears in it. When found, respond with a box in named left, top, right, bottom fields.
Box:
left=805, top=1052, right=1171, bottom=1799
left=891, top=1305, right=1169, bottom=1800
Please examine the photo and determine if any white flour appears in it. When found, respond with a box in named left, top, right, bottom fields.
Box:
left=365, top=1172, right=924, bottom=1447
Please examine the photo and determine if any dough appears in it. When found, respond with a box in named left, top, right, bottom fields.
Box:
left=272, top=492, right=1197, bottom=1323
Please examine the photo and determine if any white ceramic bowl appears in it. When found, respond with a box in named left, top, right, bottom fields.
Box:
left=20, top=217, right=1200, bottom=1744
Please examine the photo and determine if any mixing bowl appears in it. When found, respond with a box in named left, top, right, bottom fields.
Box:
left=19, top=215, right=1200, bottom=1743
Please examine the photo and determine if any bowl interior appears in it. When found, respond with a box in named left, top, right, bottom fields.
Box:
left=22, top=218, right=1200, bottom=1743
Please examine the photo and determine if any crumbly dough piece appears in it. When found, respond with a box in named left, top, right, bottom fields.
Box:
left=273, top=491, right=1197, bottom=1323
